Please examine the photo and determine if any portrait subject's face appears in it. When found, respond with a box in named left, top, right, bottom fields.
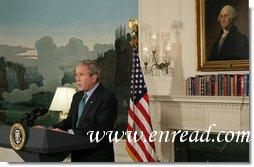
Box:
left=219, top=8, right=233, bottom=30
left=75, top=65, right=97, bottom=91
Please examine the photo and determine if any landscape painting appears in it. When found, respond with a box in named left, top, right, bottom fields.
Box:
left=0, top=0, right=138, bottom=132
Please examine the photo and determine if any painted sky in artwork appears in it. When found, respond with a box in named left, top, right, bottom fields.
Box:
left=0, top=0, right=137, bottom=98
left=0, top=0, right=138, bottom=49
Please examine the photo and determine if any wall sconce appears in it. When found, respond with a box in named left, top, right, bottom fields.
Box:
left=141, top=32, right=175, bottom=76
left=49, top=87, right=76, bottom=120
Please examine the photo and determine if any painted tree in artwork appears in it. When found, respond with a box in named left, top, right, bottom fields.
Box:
left=115, top=25, right=127, bottom=40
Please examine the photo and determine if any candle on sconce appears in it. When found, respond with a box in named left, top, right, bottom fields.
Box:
left=142, top=46, right=149, bottom=62
left=151, top=33, right=157, bottom=52
left=151, top=33, right=159, bottom=63
left=141, top=46, right=149, bottom=72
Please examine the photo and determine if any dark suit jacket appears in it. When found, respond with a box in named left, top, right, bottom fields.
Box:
left=53, top=83, right=118, bottom=162
left=208, top=25, right=249, bottom=61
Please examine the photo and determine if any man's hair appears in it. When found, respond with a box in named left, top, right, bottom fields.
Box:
left=77, top=60, right=100, bottom=80
left=217, top=5, right=236, bottom=21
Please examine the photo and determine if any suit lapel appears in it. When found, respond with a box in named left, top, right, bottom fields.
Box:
left=77, top=83, right=104, bottom=128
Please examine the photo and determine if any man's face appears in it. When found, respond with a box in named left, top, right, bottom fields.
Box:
left=75, top=65, right=97, bottom=91
left=219, top=8, right=233, bottom=30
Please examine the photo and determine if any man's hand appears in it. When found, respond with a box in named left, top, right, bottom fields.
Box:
left=52, top=128, right=68, bottom=133
left=33, top=125, right=45, bottom=129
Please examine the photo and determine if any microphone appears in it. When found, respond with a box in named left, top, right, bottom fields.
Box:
left=20, top=104, right=48, bottom=127
left=31, top=104, right=48, bottom=119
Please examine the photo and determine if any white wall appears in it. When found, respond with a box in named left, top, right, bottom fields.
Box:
left=139, top=0, right=249, bottom=95
left=139, top=0, right=196, bottom=79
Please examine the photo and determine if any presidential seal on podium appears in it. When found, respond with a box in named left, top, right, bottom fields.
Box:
left=9, top=123, right=27, bottom=151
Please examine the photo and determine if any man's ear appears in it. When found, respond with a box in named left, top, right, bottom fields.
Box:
left=91, top=74, right=98, bottom=83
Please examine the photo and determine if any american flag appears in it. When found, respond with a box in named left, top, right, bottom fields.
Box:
left=126, top=49, right=157, bottom=162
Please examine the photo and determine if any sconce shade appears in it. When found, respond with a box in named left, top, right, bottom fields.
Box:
left=49, top=87, right=76, bottom=113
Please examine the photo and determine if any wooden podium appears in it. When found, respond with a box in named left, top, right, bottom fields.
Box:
left=0, top=125, right=97, bottom=162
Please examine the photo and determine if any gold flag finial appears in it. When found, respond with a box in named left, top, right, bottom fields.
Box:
left=128, top=17, right=138, bottom=33
left=128, top=17, right=138, bottom=48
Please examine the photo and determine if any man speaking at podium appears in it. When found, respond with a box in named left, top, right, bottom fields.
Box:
left=48, top=60, right=117, bottom=162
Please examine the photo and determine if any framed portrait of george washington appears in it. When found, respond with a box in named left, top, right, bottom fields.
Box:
left=196, top=0, right=249, bottom=71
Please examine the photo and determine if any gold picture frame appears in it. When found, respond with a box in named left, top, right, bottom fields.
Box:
left=196, top=0, right=249, bottom=71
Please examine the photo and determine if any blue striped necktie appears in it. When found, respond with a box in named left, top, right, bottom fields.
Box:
left=76, top=93, right=87, bottom=127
